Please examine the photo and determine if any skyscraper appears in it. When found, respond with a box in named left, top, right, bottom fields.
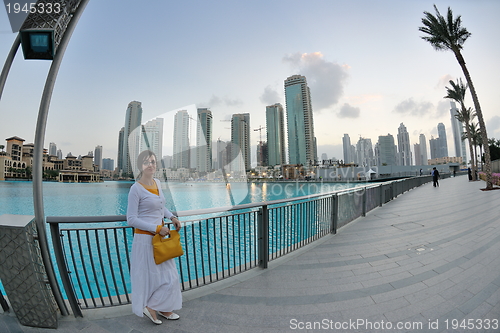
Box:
left=117, top=127, right=124, bottom=172
left=377, top=134, right=397, bottom=166
left=173, top=110, right=190, bottom=169
left=437, top=123, right=448, bottom=158
left=266, top=103, right=286, bottom=166
left=141, top=118, right=164, bottom=164
left=216, top=139, right=228, bottom=171
left=121, top=101, right=143, bottom=175
left=342, top=134, right=353, bottom=164
left=49, top=142, right=57, bottom=156
left=397, top=123, right=412, bottom=166
left=414, top=143, right=422, bottom=166
left=256, top=142, right=268, bottom=167
left=429, top=136, right=439, bottom=160
left=450, top=102, right=467, bottom=161
left=94, top=145, right=102, bottom=171
left=196, top=108, right=213, bottom=173
left=284, top=75, right=316, bottom=166
left=356, top=137, right=374, bottom=167
left=419, top=134, right=428, bottom=165
left=102, top=158, right=114, bottom=171
left=231, top=113, right=250, bottom=173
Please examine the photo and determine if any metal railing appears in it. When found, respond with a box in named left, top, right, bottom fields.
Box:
left=47, top=175, right=438, bottom=316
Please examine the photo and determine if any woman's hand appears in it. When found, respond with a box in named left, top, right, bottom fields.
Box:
left=159, top=226, right=170, bottom=237
left=171, top=217, right=181, bottom=231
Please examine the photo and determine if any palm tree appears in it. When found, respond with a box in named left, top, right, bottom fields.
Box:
left=444, top=78, right=476, bottom=180
left=420, top=5, right=493, bottom=189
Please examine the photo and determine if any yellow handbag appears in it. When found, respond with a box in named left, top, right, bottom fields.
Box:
left=152, top=230, right=184, bottom=265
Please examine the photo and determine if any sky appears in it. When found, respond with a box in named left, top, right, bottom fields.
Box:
left=1, top=0, right=499, bottom=165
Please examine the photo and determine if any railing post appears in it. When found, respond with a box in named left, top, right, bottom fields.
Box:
left=379, top=184, right=383, bottom=207
left=331, top=194, right=338, bottom=234
left=49, top=221, right=83, bottom=317
left=362, top=187, right=367, bottom=217
left=258, top=205, right=269, bottom=268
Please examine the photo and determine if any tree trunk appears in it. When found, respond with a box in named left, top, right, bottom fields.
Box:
left=454, top=50, right=493, bottom=189
left=465, top=123, right=476, bottom=181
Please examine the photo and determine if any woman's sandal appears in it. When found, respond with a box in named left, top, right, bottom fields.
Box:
left=143, top=307, right=162, bottom=325
left=158, top=312, right=180, bottom=320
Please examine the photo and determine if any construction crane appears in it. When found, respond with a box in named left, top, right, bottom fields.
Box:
left=254, top=125, right=266, bottom=143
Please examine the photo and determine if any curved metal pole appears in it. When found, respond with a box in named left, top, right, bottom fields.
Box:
left=33, top=0, right=90, bottom=316
left=0, top=34, right=21, bottom=101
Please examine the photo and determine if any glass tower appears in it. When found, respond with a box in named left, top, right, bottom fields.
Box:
left=266, top=103, right=286, bottom=166
left=284, top=75, right=316, bottom=167
left=231, top=113, right=250, bottom=173
left=122, top=101, right=143, bottom=175
left=173, top=110, right=190, bottom=169
left=196, top=108, right=213, bottom=173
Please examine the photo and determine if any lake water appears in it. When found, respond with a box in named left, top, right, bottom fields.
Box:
left=0, top=180, right=362, bottom=216
left=0, top=180, right=363, bottom=295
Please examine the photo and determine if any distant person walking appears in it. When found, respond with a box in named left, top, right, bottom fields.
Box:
left=432, top=167, right=440, bottom=187
left=468, top=167, right=472, bottom=181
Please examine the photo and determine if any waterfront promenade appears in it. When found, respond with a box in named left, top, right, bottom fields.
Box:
left=1, top=175, right=499, bottom=332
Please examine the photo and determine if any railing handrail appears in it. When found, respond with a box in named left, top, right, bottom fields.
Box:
left=46, top=178, right=415, bottom=223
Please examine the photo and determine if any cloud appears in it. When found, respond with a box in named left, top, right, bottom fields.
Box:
left=435, top=74, right=454, bottom=90
left=436, top=100, right=450, bottom=117
left=202, top=95, right=243, bottom=108
left=260, top=85, right=281, bottom=105
left=393, top=98, right=434, bottom=116
left=283, top=52, right=349, bottom=111
left=488, top=115, right=500, bottom=139
left=337, top=103, right=360, bottom=119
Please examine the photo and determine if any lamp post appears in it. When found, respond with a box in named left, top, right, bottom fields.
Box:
left=0, top=0, right=90, bottom=317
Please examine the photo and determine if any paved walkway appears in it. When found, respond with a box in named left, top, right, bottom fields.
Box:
left=1, top=176, right=499, bottom=332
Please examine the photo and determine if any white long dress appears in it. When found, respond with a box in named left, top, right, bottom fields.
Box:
left=127, top=179, right=182, bottom=317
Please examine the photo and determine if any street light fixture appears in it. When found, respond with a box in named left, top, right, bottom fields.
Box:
left=19, top=0, right=82, bottom=60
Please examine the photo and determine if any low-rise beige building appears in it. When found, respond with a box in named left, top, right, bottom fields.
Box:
left=1, top=136, right=100, bottom=182
left=428, top=156, right=463, bottom=165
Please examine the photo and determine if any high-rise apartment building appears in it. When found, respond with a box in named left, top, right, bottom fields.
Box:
left=196, top=108, right=213, bottom=173
left=102, top=158, right=114, bottom=171
left=49, top=142, right=57, bottom=156
left=94, top=145, right=102, bottom=171
left=56, top=149, right=62, bottom=160
left=414, top=143, right=422, bottom=166
left=284, top=75, right=316, bottom=166
left=215, top=139, right=228, bottom=170
left=266, top=103, right=286, bottom=166
left=120, top=101, right=143, bottom=175
left=419, top=134, right=428, bottom=165
left=450, top=102, right=467, bottom=161
left=342, top=134, right=353, bottom=164
left=356, top=137, right=374, bottom=167
left=429, top=136, right=439, bottom=160
left=141, top=118, right=164, bottom=164
left=256, top=142, right=268, bottom=167
left=173, top=110, right=190, bottom=169
left=117, top=127, right=124, bottom=172
left=231, top=113, right=251, bottom=173
left=377, top=134, right=397, bottom=166
left=397, top=123, right=412, bottom=166
left=437, top=123, right=448, bottom=158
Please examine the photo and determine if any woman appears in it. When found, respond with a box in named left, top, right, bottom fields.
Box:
left=127, top=150, right=182, bottom=325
